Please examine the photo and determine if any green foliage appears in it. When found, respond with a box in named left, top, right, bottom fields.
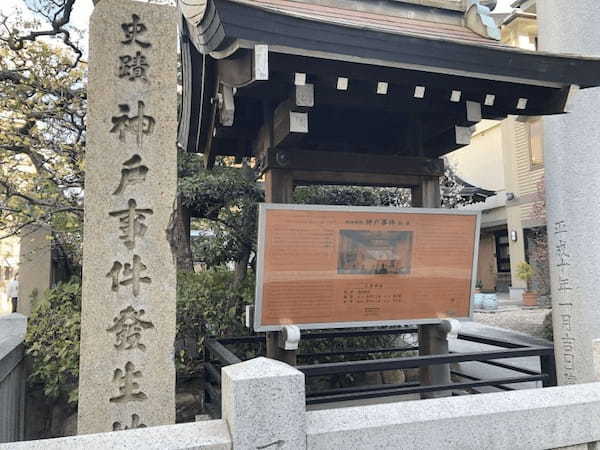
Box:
left=0, top=37, right=85, bottom=271
left=25, top=279, right=81, bottom=405
left=24, top=271, right=256, bottom=401
left=294, top=185, right=410, bottom=207
left=516, top=261, right=535, bottom=282
left=180, top=160, right=262, bottom=268
left=184, top=159, right=471, bottom=270
left=176, top=270, right=255, bottom=374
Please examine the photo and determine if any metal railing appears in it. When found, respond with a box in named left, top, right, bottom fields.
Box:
left=203, top=327, right=556, bottom=415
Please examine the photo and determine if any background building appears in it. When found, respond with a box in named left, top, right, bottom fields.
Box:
left=448, top=0, right=548, bottom=301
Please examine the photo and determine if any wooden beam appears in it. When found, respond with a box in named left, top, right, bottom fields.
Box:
left=293, top=83, right=314, bottom=109
left=294, top=72, right=306, bottom=85
left=262, top=149, right=444, bottom=177
left=267, top=51, right=563, bottom=100
left=267, top=53, right=574, bottom=116
left=238, top=80, right=505, bottom=120
left=424, top=126, right=473, bottom=158
left=273, top=100, right=309, bottom=148
left=215, top=49, right=254, bottom=87
left=291, top=170, right=421, bottom=188
left=253, top=95, right=313, bottom=159
left=466, top=101, right=482, bottom=123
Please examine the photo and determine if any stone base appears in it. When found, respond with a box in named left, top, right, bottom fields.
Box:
left=222, top=357, right=306, bottom=449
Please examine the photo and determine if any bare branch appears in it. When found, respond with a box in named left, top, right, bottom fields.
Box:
left=3, top=0, right=83, bottom=65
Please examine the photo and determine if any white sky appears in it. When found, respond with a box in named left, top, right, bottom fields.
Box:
left=0, top=0, right=93, bottom=56
left=495, top=0, right=515, bottom=14
left=0, top=0, right=93, bottom=29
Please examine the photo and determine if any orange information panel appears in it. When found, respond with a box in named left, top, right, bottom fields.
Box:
left=254, top=204, right=481, bottom=331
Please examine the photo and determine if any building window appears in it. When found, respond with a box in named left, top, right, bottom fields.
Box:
left=529, top=118, right=544, bottom=169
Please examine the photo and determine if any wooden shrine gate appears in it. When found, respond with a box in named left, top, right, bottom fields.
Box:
left=176, top=0, right=600, bottom=403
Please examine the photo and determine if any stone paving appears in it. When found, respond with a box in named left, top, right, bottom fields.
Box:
left=473, top=292, right=551, bottom=339
left=474, top=308, right=551, bottom=339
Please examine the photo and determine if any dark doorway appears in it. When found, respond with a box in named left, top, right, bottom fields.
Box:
left=495, top=232, right=511, bottom=292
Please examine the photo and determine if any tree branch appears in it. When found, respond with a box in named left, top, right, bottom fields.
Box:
left=2, top=0, right=83, bottom=65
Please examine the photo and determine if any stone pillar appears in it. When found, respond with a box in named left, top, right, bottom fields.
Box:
left=538, top=1, right=600, bottom=384
left=418, top=325, right=450, bottom=393
left=78, top=0, right=178, bottom=433
left=222, top=357, right=306, bottom=450
left=17, top=226, right=52, bottom=316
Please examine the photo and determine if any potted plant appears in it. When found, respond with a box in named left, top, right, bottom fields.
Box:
left=516, top=261, right=538, bottom=307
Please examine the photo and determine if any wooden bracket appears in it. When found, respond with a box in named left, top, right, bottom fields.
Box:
left=218, top=85, right=235, bottom=126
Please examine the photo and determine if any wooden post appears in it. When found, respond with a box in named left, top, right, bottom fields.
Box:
left=264, top=168, right=297, bottom=365
left=264, top=169, right=294, bottom=204
left=413, top=176, right=441, bottom=208
left=412, top=175, right=451, bottom=398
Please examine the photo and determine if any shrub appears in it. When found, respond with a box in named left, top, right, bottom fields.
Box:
left=24, top=270, right=256, bottom=405
left=24, top=270, right=412, bottom=402
left=176, top=270, right=255, bottom=374
left=516, top=261, right=534, bottom=283
left=25, top=279, right=81, bottom=405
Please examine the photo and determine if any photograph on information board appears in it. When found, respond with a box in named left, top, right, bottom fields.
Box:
left=338, top=230, right=413, bottom=275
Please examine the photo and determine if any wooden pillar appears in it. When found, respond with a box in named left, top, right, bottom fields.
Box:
left=412, top=175, right=451, bottom=398
left=264, top=168, right=297, bottom=365
left=412, top=176, right=441, bottom=208
left=264, top=169, right=294, bottom=203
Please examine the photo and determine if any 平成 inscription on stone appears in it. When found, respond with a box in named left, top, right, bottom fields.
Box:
left=78, top=0, right=177, bottom=434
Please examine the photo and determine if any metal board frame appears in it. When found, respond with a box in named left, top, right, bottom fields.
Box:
left=254, top=203, right=481, bottom=332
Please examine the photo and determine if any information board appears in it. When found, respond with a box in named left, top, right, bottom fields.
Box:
left=254, top=204, right=481, bottom=331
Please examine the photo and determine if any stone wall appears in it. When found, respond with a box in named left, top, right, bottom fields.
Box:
left=5, top=357, right=600, bottom=449
left=0, top=314, right=27, bottom=444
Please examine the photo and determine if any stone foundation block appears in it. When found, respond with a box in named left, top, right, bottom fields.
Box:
left=222, top=357, right=306, bottom=450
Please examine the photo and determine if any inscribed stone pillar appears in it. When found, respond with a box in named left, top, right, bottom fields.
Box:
left=537, top=1, right=600, bottom=384
left=78, top=0, right=177, bottom=433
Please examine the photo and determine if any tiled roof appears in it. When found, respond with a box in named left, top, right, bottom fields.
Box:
left=235, top=0, right=508, bottom=48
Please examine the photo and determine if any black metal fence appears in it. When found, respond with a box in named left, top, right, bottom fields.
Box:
left=203, top=327, right=556, bottom=416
